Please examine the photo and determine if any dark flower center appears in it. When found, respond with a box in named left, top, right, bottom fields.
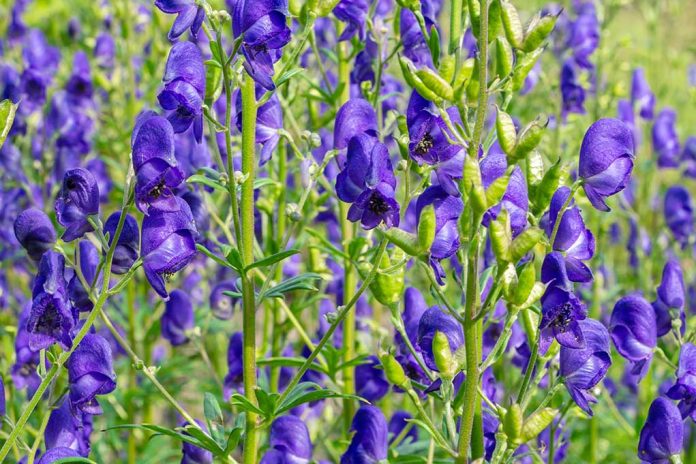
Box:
left=415, top=133, right=434, bottom=156
left=368, top=193, right=391, bottom=215
left=552, top=302, right=574, bottom=332
left=66, top=178, right=77, bottom=190
left=163, top=271, right=175, bottom=282
left=34, top=302, right=63, bottom=336
left=150, top=180, right=166, bottom=199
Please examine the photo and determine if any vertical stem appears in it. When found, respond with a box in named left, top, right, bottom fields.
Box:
left=127, top=280, right=138, bottom=464
left=270, top=142, right=287, bottom=392
left=240, top=75, right=259, bottom=464
left=449, top=0, right=463, bottom=71
left=337, top=35, right=357, bottom=433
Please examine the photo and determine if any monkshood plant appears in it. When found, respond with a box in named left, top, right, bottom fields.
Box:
left=0, top=0, right=696, bottom=463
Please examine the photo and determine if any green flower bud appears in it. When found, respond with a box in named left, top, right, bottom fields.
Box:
left=204, top=63, right=223, bottom=107
left=464, top=155, right=488, bottom=214
left=496, top=107, right=517, bottom=156
left=521, top=12, right=558, bottom=52
left=381, top=228, right=423, bottom=257
left=511, top=48, right=543, bottom=92
left=370, top=251, right=405, bottom=306
left=521, top=408, right=558, bottom=442
left=380, top=352, right=410, bottom=388
left=433, top=331, right=456, bottom=378
left=503, top=404, right=524, bottom=446
left=511, top=117, right=547, bottom=162
left=418, top=204, right=437, bottom=252
left=415, top=68, right=454, bottom=102
left=500, top=0, right=524, bottom=48
left=399, top=56, right=443, bottom=104
left=510, top=227, right=544, bottom=262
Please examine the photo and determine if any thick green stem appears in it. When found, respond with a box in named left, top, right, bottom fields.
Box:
left=240, top=74, right=259, bottom=464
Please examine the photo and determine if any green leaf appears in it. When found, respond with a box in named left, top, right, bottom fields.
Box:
left=257, top=356, right=327, bottom=375
left=104, top=424, right=208, bottom=450
left=229, top=393, right=265, bottom=416
left=204, top=392, right=224, bottom=426
left=223, top=427, right=244, bottom=455
left=274, top=382, right=363, bottom=416
left=245, top=249, right=299, bottom=272
left=0, top=99, right=18, bottom=149
left=275, top=68, right=305, bottom=88
left=253, top=177, right=280, bottom=190
left=261, top=273, right=322, bottom=299
left=183, top=424, right=226, bottom=455
left=196, top=244, right=236, bottom=270
left=255, top=388, right=280, bottom=417
left=53, top=458, right=99, bottom=464
left=187, top=174, right=227, bottom=192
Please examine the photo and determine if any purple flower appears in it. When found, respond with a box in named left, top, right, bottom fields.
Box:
left=45, top=399, right=91, bottom=456
left=667, top=343, right=696, bottom=421
left=85, top=159, right=113, bottom=203
left=14, top=208, right=57, bottom=261
left=399, top=2, right=439, bottom=69
left=394, top=287, right=428, bottom=382
left=682, top=136, right=696, bottom=178
left=155, top=0, right=205, bottom=40
left=27, top=251, right=74, bottom=351
left=94, top=33, right=116, bottom=69
left=210, top=280, right=239, bottom=320
left=664, top=186, right=694, bottom=246
left=0, top=375, right=5, bottom=417
left=158, top=42, right=206, bottom=141
left=333, top=0, right=368, bottom=41
left=480, top=143, right=529, bottom=236
left=140, top=196, right=198, bottom=299
left=103, top=212, right=140, bottom=274
left=65, top=52, right=93, bottom=105
left=578, top=118, right=635, bottom=211
left=388, top=411, right=418, bottom=444
left=224, top=332, right=244, bottom=399
left=37, top=447, right=82, bottom=464
left=12, top=306, right=42, bottom=395
left=336, top=133, right=399, bottom=229
left=610, top=294, right=657, bottom=380
left=67, top=240, right=101, bottom=313
left=652, top=259, right=685, bottom=338
left=131, top=111, right=185, bottom=213
left=631, top=68, right=655, bottom=120
left=560, top=59, right=586, bottom=117
left=416, top=186, right=463, bottom=284
left=617, top=99, right=639, bottom=149
left=638, top=397, right=683, bottom=463
left=333, top=99, right=378, bottom=150
left=181, top=420, right=213, bottom=464
left=55, top=168, right=100, bottom=242
left=66, top=333, right=117, bottom=415
left=417, top=306, right=464, bottom=371
left=560, top=318, right=611, bottom=415
left=653, top=108, right=681, bottom=169
left=539, top=252, right=588, bottom=354
left=341, top=405, right=388, bottom=464
left=356, top=356, right=389, bottom=402
left=231, top=0, right=292, bottom=91
left=261, top=416, right=313, bottom=464
left=544, top=187, right=595, bottom=282
left=161, top=289, right=195, bottom=345
left=235, top=88, right=282, bottom=166
left=567, top=3, right=598, bottom=68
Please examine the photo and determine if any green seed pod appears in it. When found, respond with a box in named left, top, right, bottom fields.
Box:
left=382, top=228, right=423, bottom=257
left=511, top=48, right=543, bottom=92
left=503, top=404, right=524, bottom=446
left=510, top=227, right=544, bottom=262
left=488, top=0, right=503, bottom=42
left=395, top=0, right=421, bottom=11
left=515, top=282, right=545, bottom=310
left=315, top=0, right=341, bottom=16
left=464, top=155, right=488, bottom=214
left=454, top=58, right=476, bottom=100
left=399, top=56, right=443, bottom=103
left=380, top=352, right=410, bottom=388
left=433, top=331, right=456, bottom=378
left=485, top=171, right=510, bottom=207
left=468, top=0, right=481, bottom=39
left=526, top=150, right=544, bottom=193
left=521, top=12, right=558, bottom=52
left=418, top=204, right=437, bottom=252
left=500, top=0, right=524, bottom=48
left=415, top=68, right=455, bottom=101
left=439, top=55, right=456, bottom=84
left=495, top=37, right=514, bottom=79
left=489, top=209, right=512, bottom=263
left=371, top=251, right=405, bottom=306
left=466, top=59, right=481, bottom=105
left=495, top=107, right=517, bottom=156
left=521, top=408, right=558, bottom=442
left=501, top=263, right=518, bottom=301
left=511, top=118, right=547, bottom=162
left=204, top=63, right=223, bottom=107
left=513, top=261, right=536, bottom=306
left=532, top=160, right=569, bottom=215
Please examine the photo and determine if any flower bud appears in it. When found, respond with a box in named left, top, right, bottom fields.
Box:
left=417, top=204, right=437, bottom=252
left=379, top=352, right=409, bottom=388
left=433, top=331, right=456, bottom=378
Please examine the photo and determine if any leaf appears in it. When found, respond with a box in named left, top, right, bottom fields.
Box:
left=245, top=249, right=299, bottom=272
left=223, top=427, right=244, bottom=455
left=229, top=393, right=265, bottom=416
left=196, top=244, right=235, bottom=270
left=53, top=458, right=99, bottom=464
left=261, top=273, right=322, bottom=299
left=223, top=245, right=244, bottom=271
left=253, top=177, right=280, bottom=190
left=104, top=424, right=208, bottom=450
left=203, top=393, right=224, bottom=438
left=187, top=174, right=227, bottom=193
left=275, top=68, right=304, bottom=88
left=0, top=99, right=18, bottom=149
left=183, top=424, right=226, bottom=455
left=254, top=388, right=280, bottom=417
left=274, top=382, right=363, bottom=416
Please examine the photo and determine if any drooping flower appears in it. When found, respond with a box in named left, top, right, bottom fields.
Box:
left=638, top=397, right=683, bottom=463
left=538, top=252, right=588, bottom=354
left=161, top=289, right=195, bottom=346
left=560, top=59, right=586, bottom=118
left=578, top=118, right=635, bottom=211
left=398, top=1, right=440, bottom=69
left=682, top=136, right=696, bottom=178
left=341, top=405, right=388, bottom=464
left=336, top=133, right=399, bottom=229
left=67, top=240, right=101, bottom=313
left=261, top=416, right=313, bottom=464
left=131, top=111, right=185, bottom=213
left=559, top=318, right=611, bottom=415
left=210, top=280, right=239, bottom=320
left=27, top=251, right=74, bottom=351
left=224, top=332, right=244, bottom=399
left=610, top=294, right=657, bottom=380
left=11, top=306, right=42, bottom=395
left=653, top=108, right=681, bottom=169
left=44, top=399, right=91, bottom=456
left=333, top=0, right=369, bottom=42
left=394, top=287, right=428, bottom=382
left=55, top=168, right=100, bottom=242
left=154, top=0, right=205, bottom=41
left=66, top=333, right=117, bottom=415
left=416, top=186, right=463, bottom=284
left=140, top=196, right=198, bottom=299
left=14, top=208, right=57, bottom=261
left=417, top=306, right=464, bottom=371
left=544, top=187, right=595, bottom=282
left=631, top=68, right=655, bottom=120
left=388, top=411, right=418, bottom=445
left=356, top=356, right=389, bottom=402
left=231, top=0, right=292, bottom=91
left=94, top=33, right=116, bottom=70
left=36, top=447, right=83, bottom=464
left=566, top=2, right=599, bottom=69
left=65, top=51, right=93, bottom=105
left=181, top=420, right=214, bottom=464
left=667, top=343, right=696, bottom=421
left=103, top=212, right=140, bottom=274
left=652, top=259, right=686, bottom=338
left=664, top=186, right=694, bottom=246
left=333, top=99, right=378, bottom=151
left=158, top=42, right=206, bottom=141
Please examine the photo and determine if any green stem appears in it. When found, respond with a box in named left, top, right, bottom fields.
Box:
left=449, top=0, right=463, bottom=69
left=240, top=74, right=259, bottom=464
